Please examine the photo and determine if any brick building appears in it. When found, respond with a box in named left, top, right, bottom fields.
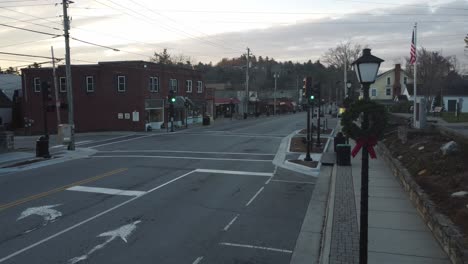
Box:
left=21, top=61, right=211, bottom=134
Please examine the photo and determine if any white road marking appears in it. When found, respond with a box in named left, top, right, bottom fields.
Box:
left=67, top=186, right=146, bottom=197
left=93, top=155, right=271, bottom=162
left=50, top=140, right=95, bottom=149
left=195, top=169, right=273, bottom=177
left=99, top=150, right=275, bottom=156
left=265, top=166, right=278, bottom=184
left=17, top=204, right=62, bottom=224
left=0, top=170, right=197, bottom=263
left=173, top=133, right=282, bottom=139
left=68, top=220, right=141, bottom=264
left=270, top=179, right=315, bottom=185
left=90, top=134, right=155, bottom=149
left=192, top=256, right=204, bottom=264
left=223, top=214, right=240, bottom=231
left=219, top=242, right=293, bottom=254
left=245, top=186, right=264, bottom=207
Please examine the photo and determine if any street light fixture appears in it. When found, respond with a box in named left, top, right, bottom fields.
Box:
left=351, top=48, right=384, bottom=264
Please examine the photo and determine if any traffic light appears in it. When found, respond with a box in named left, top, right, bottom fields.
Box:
left=302, top=76, right=312, bottom=102
left=168, top=89, right=176, bottom=104
left=41, top=81, right=52, bottom=101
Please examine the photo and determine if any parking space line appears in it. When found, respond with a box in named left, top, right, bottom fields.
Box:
left=219, top=242, right=293, bottom=254
left=0, top=170, right=197, bottom=263
left=195, top=169, right=273, bottom=177
left=0, top=168, right=128, bottom=212
left=223, top=214, right=240, bottom=231
left=192, top=256, right=204, bottom=264
left=67, top=186, right=146, bottom=197
left=94, top=155, right=272, bottom=162
left=245, top=187, right=264, bottom=207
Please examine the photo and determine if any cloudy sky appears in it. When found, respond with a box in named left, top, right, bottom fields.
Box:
left=0, top=0, right=467, bottom=72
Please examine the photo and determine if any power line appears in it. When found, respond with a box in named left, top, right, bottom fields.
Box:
left=0, top=51, right=62, bottom=61
left=70, top=6, right=468, bottom=17
left=0, top=6, right=60, bottom=25
left=0, top=14, right=61, bottom=31
left=94, top=0, right=241, bottom=53
left=124, top=0, right=244, bottom=52
left=0, top=3, right=57, bottom=8
left=71, top=37, right=120, bottom=51
left=335, top=0, right=468, bottom=11
left=0, top=23, right=61, bottom=37
left=0, top=0, right=53, bottom=3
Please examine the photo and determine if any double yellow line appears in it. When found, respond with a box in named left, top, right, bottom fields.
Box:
left=0, top=168, right=128, bottom=212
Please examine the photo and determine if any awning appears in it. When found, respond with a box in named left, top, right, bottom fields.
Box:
left=215, top=98, right=241, bottom=105
left=184, top=97, right=195, bottom=107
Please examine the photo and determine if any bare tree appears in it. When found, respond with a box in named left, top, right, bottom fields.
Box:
left=321, top=41, right=364, bottom=69
left=405, top=47, right=457, bottom=102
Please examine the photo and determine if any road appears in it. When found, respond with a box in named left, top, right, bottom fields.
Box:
left=0, top=113, right=329, bottom=264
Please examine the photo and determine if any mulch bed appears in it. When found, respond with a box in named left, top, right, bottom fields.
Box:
left=383, top=129, right=468, bottom=244
left=288, top=159, right=319, bottom=168
left=290, top=137, right=328, bottom=153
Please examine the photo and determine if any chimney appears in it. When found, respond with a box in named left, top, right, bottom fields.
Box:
left=393, top=64, right=402, bottom=96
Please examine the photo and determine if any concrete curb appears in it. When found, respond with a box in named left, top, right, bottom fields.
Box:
left=0, top=148, right=97, bottom=174
left=290, top=152, right=334, bottom=264
left=318, top=165, right=337, bottom=264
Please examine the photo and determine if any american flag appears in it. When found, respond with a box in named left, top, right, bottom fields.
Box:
left=410, top=29, right=416, bottom=65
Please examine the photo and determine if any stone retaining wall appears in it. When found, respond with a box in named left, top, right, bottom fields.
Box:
left=377, top=142, right=468, bottom=264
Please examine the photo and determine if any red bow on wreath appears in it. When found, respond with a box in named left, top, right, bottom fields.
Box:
left=351, top=136, right=378, bottom=159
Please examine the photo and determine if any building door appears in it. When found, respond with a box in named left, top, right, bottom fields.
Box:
left=447, top=100, right=457, bottom=112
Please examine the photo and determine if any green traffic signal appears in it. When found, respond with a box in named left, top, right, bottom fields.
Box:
left=171, top=97, right=176, bottom=103
left=310, top=95, right=315, bottom=100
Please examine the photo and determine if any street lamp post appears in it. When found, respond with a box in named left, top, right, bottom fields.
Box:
left=273, top=73, right=279, bottom=115
left=351, top=48, right=384, bottom=264
left=346, top=80, right=352, bottom=100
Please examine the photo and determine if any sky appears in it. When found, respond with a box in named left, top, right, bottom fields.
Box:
left=0, top=0, right=467, bottom=72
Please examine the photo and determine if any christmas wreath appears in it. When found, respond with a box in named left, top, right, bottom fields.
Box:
left=341, top=100, right=388, bottom=159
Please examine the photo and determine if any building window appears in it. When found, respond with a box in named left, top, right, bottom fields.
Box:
left=197, top=81, right=203, bottom=93
left=117, top=76, right=126, bottom=92
left=149, top=77, right=159, bottom=92
left=403, top=77, right=407, bottom=84
left=86, top=76, right=94, bottom=92
left=170, top=79, right=177, bottom=92
left=33, top=77, right=41, bottom=92
left=386, top=88, right=391, bottom=96
left=186, top=80, right=192, bottom=93
left=386, top=77, right=391, bottom=85
left=371, top=88, right=377, bottom=97
left=59, top=77, right=67, bottom=92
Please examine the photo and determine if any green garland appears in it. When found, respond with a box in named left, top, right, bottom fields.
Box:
left=341, top=100, right=388, bottom=140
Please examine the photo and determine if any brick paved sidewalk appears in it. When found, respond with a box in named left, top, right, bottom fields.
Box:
left=329, top=165, right=359, bottom=264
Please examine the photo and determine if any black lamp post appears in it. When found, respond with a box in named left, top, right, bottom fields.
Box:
left=351, top=48, right=384, bottom=264
left=230, top=98, right=234, bottom=120
left=346, top=80, right=352, bottom=100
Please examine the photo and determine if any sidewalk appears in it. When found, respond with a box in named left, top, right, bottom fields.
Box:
left=326, top=139, right=451, bottom=264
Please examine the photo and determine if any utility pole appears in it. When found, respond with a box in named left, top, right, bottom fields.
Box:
left=273, top=73, right=279, bottom=115
left=344, top=53, right=348, bottom=99
left=245, top=47, right=250, bottom=117
left=62, top=0, right=75, bottom=150
left=51, top=46, right=61, bottom=128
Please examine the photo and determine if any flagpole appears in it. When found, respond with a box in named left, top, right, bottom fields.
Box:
left=413, top=22, right=417, bottom=128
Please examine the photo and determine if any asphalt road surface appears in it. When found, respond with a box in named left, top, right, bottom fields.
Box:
left=0, top=113, right=329, bottom=264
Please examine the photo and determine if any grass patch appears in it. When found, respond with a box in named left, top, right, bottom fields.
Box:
left=440, top=112, right=468, bottom=123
